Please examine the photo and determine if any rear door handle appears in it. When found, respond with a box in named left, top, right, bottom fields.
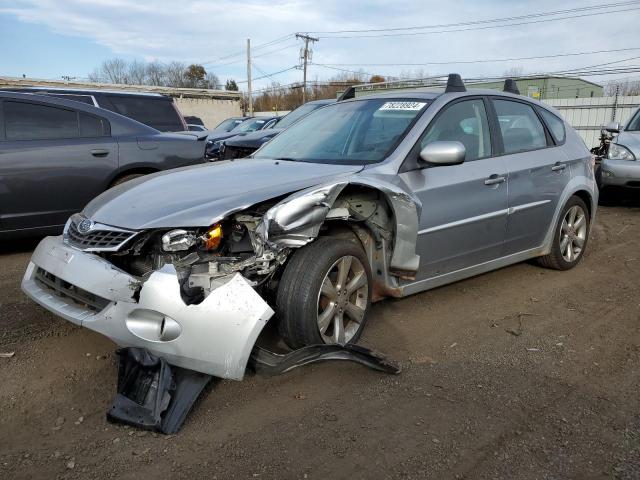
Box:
left=484, top=174, right=506, bottom=186
left=91, top=149, right=109, bottom=157
left=551, top=162, right=566, bottom=172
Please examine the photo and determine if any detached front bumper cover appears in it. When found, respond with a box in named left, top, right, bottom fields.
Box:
left=22, top=236, right=274, bottom=380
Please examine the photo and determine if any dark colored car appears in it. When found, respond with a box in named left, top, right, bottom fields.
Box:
left=1, top=87, right=188, bottom=132
left=0, top=91, right=207, bottom=238
left=219, top=99, right=334, bottom=160
left=205, top=116, right=279, bottom=159
left=212, top=116, right=252, bottom=132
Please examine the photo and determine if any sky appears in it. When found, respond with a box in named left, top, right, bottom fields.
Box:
left=1, top=0, right=639, bottom=92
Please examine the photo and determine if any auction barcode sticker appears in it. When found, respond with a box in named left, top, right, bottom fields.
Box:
left=379, top=101, right=427, bottom=111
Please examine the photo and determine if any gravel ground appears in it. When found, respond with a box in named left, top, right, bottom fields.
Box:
left=0, top=190, right=639, bottom=480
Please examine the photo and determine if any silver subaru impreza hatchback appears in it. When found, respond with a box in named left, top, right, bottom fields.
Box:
left=22, top=77, right=598, bottom=380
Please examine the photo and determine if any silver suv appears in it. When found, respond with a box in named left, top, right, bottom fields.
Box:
left=22, top=76, right=598, bottom=381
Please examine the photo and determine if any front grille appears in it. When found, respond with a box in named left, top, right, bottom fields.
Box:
left=66, top=220, right=137, bottom=252
left=220, top=146, right=256, bottom=160
left=34, top=268, right=110, bottom=312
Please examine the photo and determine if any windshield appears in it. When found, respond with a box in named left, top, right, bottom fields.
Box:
left=627, top=109, right=640, bottom=131
left=276, top=102, right=328, bottom=129
left=235, top=118, right=271, bottom=132
left=215, top=118, right=244, bottom=132
left=254, top=99, right=429, bottom=164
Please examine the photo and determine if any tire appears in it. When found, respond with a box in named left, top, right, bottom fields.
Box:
left=110, top=173, right=145, bottom=188
left=537, top=196, right=590, bottom=270
left=276, top=237, right=373, bottom=350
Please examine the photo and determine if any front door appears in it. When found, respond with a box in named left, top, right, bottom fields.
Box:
left=399, top=97, right=508, bottom=280
left=0, top=99, right=117, bottom=233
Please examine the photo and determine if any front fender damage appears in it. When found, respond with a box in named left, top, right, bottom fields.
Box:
left=256, top=179, right=421, bottom=276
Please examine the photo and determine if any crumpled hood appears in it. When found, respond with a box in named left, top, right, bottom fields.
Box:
left=615, top=130, right=640, bottom=157
left=84, top=159, right=363, bottom=229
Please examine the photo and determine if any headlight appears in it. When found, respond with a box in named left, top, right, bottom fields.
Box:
left=162, top=229, right=196, bottom=252
left=608, top=143, right=636, bottom=161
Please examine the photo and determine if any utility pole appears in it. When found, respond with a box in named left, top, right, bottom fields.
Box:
left=247, top=38, right=253, bottom=115
left=296, top=33, right=318, bottom=103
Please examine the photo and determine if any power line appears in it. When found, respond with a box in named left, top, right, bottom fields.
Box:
left=236, top=66, right=299, bottom=84
left=305, top=1, right=640, bottom=34
left=201, top=34, right=295, bottom=65
left=312, top=47, right=640, bottom=68
left=312, top=5, right=640, bottom=39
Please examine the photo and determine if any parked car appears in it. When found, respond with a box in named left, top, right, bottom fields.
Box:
left=212, top=116, right=252, bottom=132
left=219, top=99, right=334, bottom=160
left=22, top=76, right=597, bottom=382
left=2, top=87, right=188, bottom=132
left=205, top=115, right=279, bottom=159
left=598, top=108, right=640, bottom=189
left=0, top=91, right=207, bottom=238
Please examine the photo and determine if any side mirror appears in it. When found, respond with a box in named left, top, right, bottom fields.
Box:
left=604, top=121, right=622, bottom=133
left=419, top=141, right=466, bottom=166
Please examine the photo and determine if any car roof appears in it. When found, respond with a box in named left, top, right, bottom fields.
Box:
left=0, top=91, right=159, bottom=134
left=306, top=99, right=335, bottom=105
left=1, top=86, right=170, bottom=99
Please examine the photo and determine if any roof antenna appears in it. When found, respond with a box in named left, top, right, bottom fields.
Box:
left=337, top=86, right=355, bottom=101
left=503, top=78, right=520, bottom=95
left=445, top=73, right=466, bottom=93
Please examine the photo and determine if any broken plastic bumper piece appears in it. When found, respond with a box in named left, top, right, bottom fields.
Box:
left=21, top=235, right=274, bottom=380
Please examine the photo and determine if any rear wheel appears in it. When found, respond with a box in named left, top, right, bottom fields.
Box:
left=537, top=196, right=590, bottom=270
left=276, top=237, right=372, bottom=349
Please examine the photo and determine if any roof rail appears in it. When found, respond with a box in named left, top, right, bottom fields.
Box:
left=337, top=86, right=355, bottom=101
left=503, top=78, right=520, bottom=95
left=445, top=73, right=466, bottom=93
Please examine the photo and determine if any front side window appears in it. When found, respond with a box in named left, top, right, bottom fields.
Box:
left=420, top=99, right=492, bottom=161
left=275, top=102, right=327, bottom=129
left=4, top=101, right=78, bottom=140
left=494, top=99, right=547, bottom=153
left=255, top=99, right=429, bottom=164
left=626, top=109, right=640, bottom=131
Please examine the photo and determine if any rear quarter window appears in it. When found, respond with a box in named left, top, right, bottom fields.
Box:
left=104, top=95, right=183, bottom=132
left=538, top=108, right=566, bottom=144
left=79, top=113, right=110, bottom=137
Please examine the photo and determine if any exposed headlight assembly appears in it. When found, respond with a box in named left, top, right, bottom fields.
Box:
left=162, top=229, right=196, bottom=252
left=608, top=143, right=636, bottom=161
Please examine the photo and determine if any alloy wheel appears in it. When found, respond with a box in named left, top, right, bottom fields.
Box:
left=559, top=205, right=588, bottom=262
left=316, top=255, right=369, bottom=344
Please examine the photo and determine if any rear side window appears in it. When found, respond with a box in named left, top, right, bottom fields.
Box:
left=493, top=99, right=547, bottom=153
left=79, top=113, right=110, bottom=137
left=420, top=99, right=492, bottom=161
left=538, top=108, right=566, bottom=144
left=105, top=95, right=183, bottom=132
left=4, top=101, right=78, bottom=140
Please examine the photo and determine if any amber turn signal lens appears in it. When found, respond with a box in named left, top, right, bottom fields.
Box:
left=204, top=224, right=223, bottom=250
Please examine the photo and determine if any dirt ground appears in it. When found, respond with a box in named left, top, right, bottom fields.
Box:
left=1, top=190, right=639, bottom=480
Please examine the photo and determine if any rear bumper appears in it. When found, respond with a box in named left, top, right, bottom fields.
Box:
left=600, top=159, right=640, bottom=187
left=22, top=236, right=274, bottom=379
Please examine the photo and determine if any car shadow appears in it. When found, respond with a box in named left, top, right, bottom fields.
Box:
left=599, top=188, right=640, bottom=208
left=0, top=237, right=43, bottom=255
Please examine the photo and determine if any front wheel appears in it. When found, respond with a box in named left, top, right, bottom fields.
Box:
left=276, top=237, right=372, bottom=350
left=537, top=196, right=590, bottom=270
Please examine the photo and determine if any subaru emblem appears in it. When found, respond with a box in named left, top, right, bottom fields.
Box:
left=77, top=218, right=93, bottom=235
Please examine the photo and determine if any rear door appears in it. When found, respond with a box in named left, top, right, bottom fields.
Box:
left=490, top=97, right=570, bottom=255
left=0, top=99, right=117, bottom=233
left=399, top=97, right=509, bottom=280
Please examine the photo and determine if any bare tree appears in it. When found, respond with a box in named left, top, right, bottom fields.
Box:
left=128, top=60, right=148, bottom=85
left=503, top=66, right=524, bottom=78
left=605, top=79, right=640, bottom=96
left=146, top=61, right=166, bottom=86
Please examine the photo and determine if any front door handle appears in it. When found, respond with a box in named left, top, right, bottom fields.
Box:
left=551, top=162, right=566, bottom=172
left=91, top=149, right=109, bottom=157
left=484, top=174, right=506, bottom=186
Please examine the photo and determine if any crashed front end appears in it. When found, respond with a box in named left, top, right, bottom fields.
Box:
left=21, top=211, right=284, bottom=380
